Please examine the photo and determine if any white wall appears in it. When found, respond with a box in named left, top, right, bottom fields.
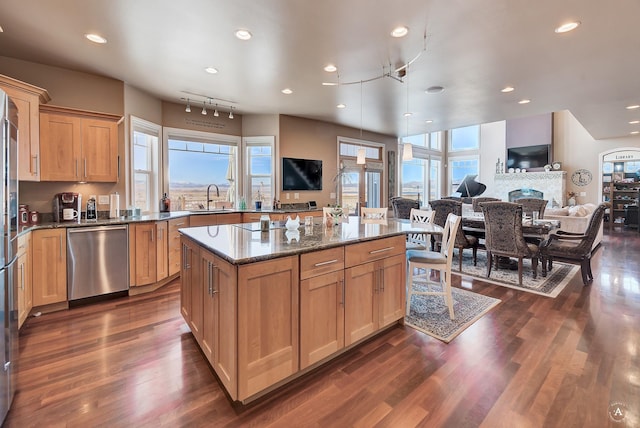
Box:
left=479, top=121, right=506, bottom=197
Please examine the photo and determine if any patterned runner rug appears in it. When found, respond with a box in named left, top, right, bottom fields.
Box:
left=452, top=250, right=579, bottom=298
left=405, top=284, right=501, bottom=343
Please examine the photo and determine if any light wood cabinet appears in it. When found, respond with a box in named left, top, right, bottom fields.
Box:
left=17, top=232, right=33, bottom=328
left=237, top=256, right=299, bottom=400
left=39, top=105, right=120, bottom=182
left=168, top=217, right=189, bottom=276
left=180, top=236, right=202, bottom=341
left=344, top=236, right=406, bottom=346
left=32, top=229, right=67, bottom=306
left=200, top=249, right=237, bottom=396
left=156, top=221, right=168, bottom=281
left=190, top=212, right=242, bottom=227
left=129, top=221, right=169, bottom=286
left=0, top=75, right=51, bottom=181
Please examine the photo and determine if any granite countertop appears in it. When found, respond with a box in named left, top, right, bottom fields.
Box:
left=179, top=217, right=441, bottom=265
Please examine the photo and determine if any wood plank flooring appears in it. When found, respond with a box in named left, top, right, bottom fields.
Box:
left=4, top=228, right=639, bottom=427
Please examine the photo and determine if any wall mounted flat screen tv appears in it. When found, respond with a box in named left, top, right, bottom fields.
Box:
left=507, top=144, right=550, bottom=170
left=282, top=157, right=323, bottom=191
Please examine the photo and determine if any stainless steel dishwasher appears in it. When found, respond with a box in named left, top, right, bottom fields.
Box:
left=67, top=225, right=129, bottom=301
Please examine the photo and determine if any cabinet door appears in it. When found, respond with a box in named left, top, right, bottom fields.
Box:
left=40, top=112, right=82, bottom=181
left=81, top=118, right=119, bottom=182
left=169, top=217, right=189, bottom=276
left=237, top=256, right=299, bottom=400
left=378, top=254, right=406, bottom=328
left=201, top=250, right=237, bottom=398
left=344, top=262, right=378, bottom=346
left=32, top=229, right=67, bottom=306
left=134, top=223, right=157, bottom=286
left=300, top=270, right=345, bottom=369
left=156, top=221, right=168, bottom=281
left=180, top=237, right=201, bottom=340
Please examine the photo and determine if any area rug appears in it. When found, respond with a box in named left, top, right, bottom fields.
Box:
left=405, top=284, right=501, bottom=343
left=452, top=251, right=579, bottom=298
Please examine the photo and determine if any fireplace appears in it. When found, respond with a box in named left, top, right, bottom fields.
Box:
left=509, top=189, right=544, bottom=202
left=494, top=171, right=566, bottom=207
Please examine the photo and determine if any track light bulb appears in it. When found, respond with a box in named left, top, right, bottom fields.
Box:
left=185, top=99, right=191, bottom=113
left=229, top=110, right=234, bottom=119
left=202, top=103, right=207, bottom=115
left=213, top=108, right=219, bottom=117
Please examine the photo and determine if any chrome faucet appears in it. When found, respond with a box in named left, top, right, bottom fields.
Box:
left=206, top=184, right=220, bottom=211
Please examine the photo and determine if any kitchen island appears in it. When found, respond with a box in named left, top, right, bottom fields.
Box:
left=179, top=217, right=431, bottom=403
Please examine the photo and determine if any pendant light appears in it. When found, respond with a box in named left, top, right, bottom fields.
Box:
left=402, top=65, right=413, bottom=161
left=356, top=80, right=366, bottom=165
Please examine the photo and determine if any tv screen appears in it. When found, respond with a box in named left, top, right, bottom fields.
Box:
left=282, top=157, right=323, bottom=191
left=507, top=145, right=550, bottom=170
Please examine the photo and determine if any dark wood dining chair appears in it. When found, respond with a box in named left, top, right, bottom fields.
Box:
left=539, top=203, right=608, bottom=285
left=515, top=198, right=548, bottom=218
left=480, top=201, right=539, bottom=285
left=429, top=199, right=478, bottom=270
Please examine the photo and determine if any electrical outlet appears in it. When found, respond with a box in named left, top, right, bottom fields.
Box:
left=294, top=193, right=299, bottom=200
left=330, top=192, right=336, bottom=199
left=286, top=193, right=290, bottom=200
left=579, top=192, right=586, bottom=196
left=98, top=195, right=109, bottom=205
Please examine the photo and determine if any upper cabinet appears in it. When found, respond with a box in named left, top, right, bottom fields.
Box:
left=0, top=74, right=51, bottom=182
left=39, top=105, right=121, bottom=182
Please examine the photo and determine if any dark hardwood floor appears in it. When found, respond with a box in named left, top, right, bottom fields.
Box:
left=4, top=228, right=639, bottom=427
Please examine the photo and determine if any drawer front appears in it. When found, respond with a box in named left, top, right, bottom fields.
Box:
left=168, top=217, right=190, bottom=234
left=345, top=235, right=405, bottom=268
left=300, top=247, right=345, bottom=280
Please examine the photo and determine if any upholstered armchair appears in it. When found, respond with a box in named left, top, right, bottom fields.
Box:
left=514, top=198, right=548, bottom=218
left=472, top=197, right=501, bottom=212
left=390, top=197, right=419, bottom=219
left=539, top=203, right=608, bottom=285
left=480, top=201, right=539, bottom=285
left=429, top=199, right=479, bottom=270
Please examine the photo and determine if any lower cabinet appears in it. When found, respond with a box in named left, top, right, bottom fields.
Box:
left=17, top=232, right=33, bottom=328
left=181, top=237, right=202, bottom=341
left=32, top=228, right=67, bottom=306
left=156, top=221, right=168, bottom=281
left=129, top=221, right=169, bottom=287
left=168, top=217, right=189, bottom=276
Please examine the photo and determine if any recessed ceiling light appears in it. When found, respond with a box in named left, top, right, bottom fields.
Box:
left=425, top=86, right=444, bottom=94
left=85, top=33, right=107, bottom=44
left=281, top=88, right=293, bottom=95
left=518, top=99, right=531, bottom=104
left=631, top=131, right=640, bottom=135
left=425, top=120, right=433, bottom=124
left=501, top=86, right=515, bottom=93
left=629, top=120, right=640, bottom=124
left=324, top=64, right=337, bottom=73
left=404, top=112, right=413, bottom=117
left=390, top=26, right=409, bottom=38
left=337, top=104, right=346, bottom=109
left=0, top=25, right=4, bottom=33
left=205, top=67, right=218, bottom=74
left=322, top=82, right=338, bottom=86
left=626, top=105, right=640, bottom=110
left=555, top=21, right=581, bottom=33
left=235, top=29, right=252, bottom=40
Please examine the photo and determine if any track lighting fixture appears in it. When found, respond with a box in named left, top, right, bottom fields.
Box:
left=182, top=96, right=236, bottom=118
left=185, top=98, right=191, bottom=113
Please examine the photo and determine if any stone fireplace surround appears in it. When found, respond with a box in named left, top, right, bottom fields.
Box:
left=494, top=171, right=566, bottom=207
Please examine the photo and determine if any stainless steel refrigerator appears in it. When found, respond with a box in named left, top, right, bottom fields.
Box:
left=0, top=89, right=19, bottom=423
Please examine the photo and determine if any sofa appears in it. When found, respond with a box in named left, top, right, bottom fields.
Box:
left=543, top=203, right=603, bottom=250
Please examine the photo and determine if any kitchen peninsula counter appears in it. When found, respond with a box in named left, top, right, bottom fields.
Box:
left=179, top=217, right=432, bottom=403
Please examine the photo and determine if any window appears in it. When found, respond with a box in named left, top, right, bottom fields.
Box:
left=400, top=132, right=442, bottom=151
left=164, top=128, right=240, bottom=211
left=450, top=125, right=480, bottom=151
left=449, top=156, right=479, bottom=195
left=130, top=116, right=161, bottom=214
left=245, top=136, right=275, bottom=208
left=400, top=154, right=441, bottom=205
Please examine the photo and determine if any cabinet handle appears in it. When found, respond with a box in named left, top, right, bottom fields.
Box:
left=84, top=158, right=87, bottom=178
left=339, top=279, right=344, bottom=307
left=314, top=259, right=338, bottom=267
left=32, top=155, right=39, bottom=175
left=158, top=229, right=163, bottom=241
left=211, top=263, right=218, bottom=295
left=75, top=159, right=78, bottom=177
left=20, top=263, right=24, bottom=290
left=59, top=236, right=63, bottom=260
left=379, top=268, right=384, bottom=292
left=369, top=246, right=394, bottom=255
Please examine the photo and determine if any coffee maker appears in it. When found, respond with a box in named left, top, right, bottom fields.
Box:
left=53, top=192, right=82, bottom=222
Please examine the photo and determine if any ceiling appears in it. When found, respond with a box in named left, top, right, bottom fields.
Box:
left=1, top=0, right=640, bottom=140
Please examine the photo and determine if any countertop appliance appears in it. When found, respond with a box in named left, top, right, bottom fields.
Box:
left=53, top=192, right=82, bottom=223
left=67, top=225, right=129, bottom=301
left=0, top=90, right=19, bottom=424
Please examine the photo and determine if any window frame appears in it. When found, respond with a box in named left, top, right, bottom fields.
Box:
left=244, top=136, right=276, bottom=208
left=130, top=116, right=161, bottom=214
